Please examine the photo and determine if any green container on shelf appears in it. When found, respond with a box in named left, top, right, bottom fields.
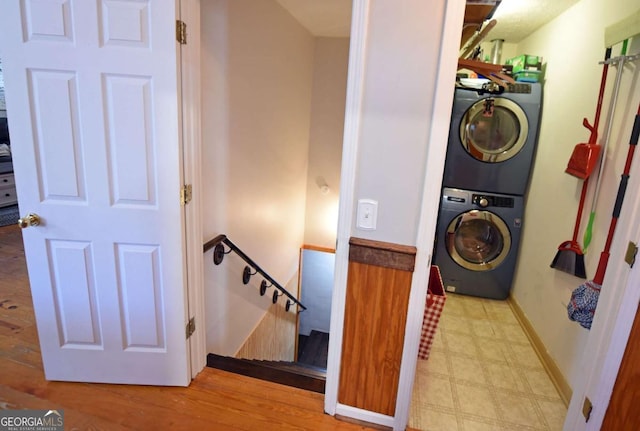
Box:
left=514, top=70, right=542, bottom=82
left=506, top=54, right=542, bottom=74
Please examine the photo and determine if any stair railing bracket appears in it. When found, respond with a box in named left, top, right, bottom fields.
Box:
left=272, top=290, right=282, bottom=304
left=213, top=243, right=230, bottom=265
left=204, top=235, right=307, bottom=312
left=243, top=266, right=257, bottom=285
left=260, top=280, right=272, bottom=296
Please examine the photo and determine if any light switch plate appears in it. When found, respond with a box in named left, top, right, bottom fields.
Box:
left=357, top=199, right=378, bottom=230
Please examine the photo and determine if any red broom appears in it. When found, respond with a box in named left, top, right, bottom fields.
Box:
left=551, top=180, right=588, bottom=278
left=551, top=48, right=611, bottom=278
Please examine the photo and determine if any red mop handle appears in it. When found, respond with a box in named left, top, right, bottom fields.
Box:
left=585, top=47, right=612, bottom=144
left=589, top=47, right=611, bottom=144
left=593, top=103, right=640, bottom=284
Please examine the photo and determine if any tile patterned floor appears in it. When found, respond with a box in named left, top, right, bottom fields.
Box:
left=409, top=293, right=568, bottom=430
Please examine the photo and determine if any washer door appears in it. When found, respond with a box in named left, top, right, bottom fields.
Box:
left=459, top=97, right=528, bottom=163
left=446, top=210, right=511, bottom=271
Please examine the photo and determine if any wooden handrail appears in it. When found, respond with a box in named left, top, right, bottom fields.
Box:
left=203, top=234, right=227, bottom=253
left=203, top=234, right=306, bottom=312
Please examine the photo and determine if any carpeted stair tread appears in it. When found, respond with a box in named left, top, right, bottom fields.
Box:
left=298, top=330, right=329, bottom=369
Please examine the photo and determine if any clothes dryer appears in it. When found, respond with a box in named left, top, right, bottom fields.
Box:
left=433, top=187, right=524, bottom=300
left=442, top=82, right=542, bottom=195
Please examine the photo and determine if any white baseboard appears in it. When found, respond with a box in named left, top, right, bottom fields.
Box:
left=334, top=404, right=395, bottom=430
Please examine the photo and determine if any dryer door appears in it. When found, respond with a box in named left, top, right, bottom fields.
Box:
left=446, top=210, right=512, bottom=271
left=460, top=97, right=528, bottom=163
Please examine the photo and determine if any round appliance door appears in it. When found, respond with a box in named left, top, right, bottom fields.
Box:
left=446, top=210, right=511, bottom=271
left=459, top=97, right=529, bottom=163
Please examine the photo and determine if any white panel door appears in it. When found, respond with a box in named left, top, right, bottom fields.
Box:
left=0, top=0, right=190, bottom=385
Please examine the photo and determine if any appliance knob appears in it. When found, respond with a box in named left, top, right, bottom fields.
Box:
left=478, top=197, right=489, bottom=208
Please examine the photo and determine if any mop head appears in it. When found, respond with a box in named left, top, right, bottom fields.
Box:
left=550, top=241, right=587, bottom=279
left=567, top=280, right=601, bottom=330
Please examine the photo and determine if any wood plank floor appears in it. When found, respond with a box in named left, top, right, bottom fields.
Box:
left=0, top=225, right=381, bottom=430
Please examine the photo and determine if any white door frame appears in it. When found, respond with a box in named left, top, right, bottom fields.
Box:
left=324, top=0, right=370, bottom=420
left=325, top=0, right=640, bottom=429
left=178, top=0, right=206, bottom=379
left=324, top=0, right=465, bottom=429
left=392, top=0, right=466, bottom=428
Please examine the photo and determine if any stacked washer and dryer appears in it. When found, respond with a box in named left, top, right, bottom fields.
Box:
left=433, top=82, right=543, bottom=300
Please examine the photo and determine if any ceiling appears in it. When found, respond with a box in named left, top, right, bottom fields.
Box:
left=275, top=0, right=352, bottom=38
left=276, top=0, right=581, bottom=43
left=487, top=0, right=580, bottom=43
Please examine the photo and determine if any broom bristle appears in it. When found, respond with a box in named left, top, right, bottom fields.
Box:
left=551, top=249, right=587, bottom=279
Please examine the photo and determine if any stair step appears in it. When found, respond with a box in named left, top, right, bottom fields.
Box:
left=206, top=353, right=326, bottom=393
left=255, top=360, right=326, bottom=378
left=298, top=330, right=329, bottom=369
left=297, top=334, right=309, bottom=359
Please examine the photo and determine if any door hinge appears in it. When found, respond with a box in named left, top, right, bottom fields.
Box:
left=582, top=397, right=593, bottom=422
left=625, top=241, right=638, bottom=268
left=186, top=317, right=195, bottom=339
left=176, top=20, right=187, bottom=45
left=180, top=184, right=192, bottom=205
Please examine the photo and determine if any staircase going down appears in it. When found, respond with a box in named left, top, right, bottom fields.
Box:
left=206, top=354, right=326, bottom=393
left=206, top=331, right=330, bottom=394
left=297, top=330, right=329, bottom=369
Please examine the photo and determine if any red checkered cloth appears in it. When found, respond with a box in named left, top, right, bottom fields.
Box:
left=418, top=266, right=446, bottom=360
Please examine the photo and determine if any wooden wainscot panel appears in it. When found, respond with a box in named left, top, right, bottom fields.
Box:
left=338, top=237, right=417, bottom=416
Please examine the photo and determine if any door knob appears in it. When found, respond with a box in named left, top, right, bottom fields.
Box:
left=18, top=213, right=41, bottom=229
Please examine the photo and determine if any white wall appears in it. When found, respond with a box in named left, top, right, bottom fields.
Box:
left=303, top=37, right=350, bottom=248
left=200, top=0, right=315, bottom=354
left=353, top=0, right=446, bottom=246
left=324, top=0, right=456, bottom=426
left=299, top=249, right=335, bottom=336
left=510, top=0, right=640, bottom=389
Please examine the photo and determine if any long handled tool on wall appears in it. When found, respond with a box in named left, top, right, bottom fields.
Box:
left=551, top=48, right=611, bottom=278
left=568, top=101, right=640, bottom=329
left=550, top=177, right=589, bottom=278
left=582, top=49, right=629, bottom=252
left=565, top=47, right=612, bottom=179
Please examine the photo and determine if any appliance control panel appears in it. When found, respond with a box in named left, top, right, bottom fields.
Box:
left=506, top=83, right=532, bottom=93
left=472, top=194, right=514, bottom=208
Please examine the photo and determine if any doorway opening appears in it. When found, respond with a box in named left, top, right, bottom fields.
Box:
left=200, top=0, right=352, bottom=393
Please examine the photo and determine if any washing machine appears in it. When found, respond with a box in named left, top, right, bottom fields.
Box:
left=433, top=187, right=524, bottom=300
left=442, top=82, right=543, bottom=196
